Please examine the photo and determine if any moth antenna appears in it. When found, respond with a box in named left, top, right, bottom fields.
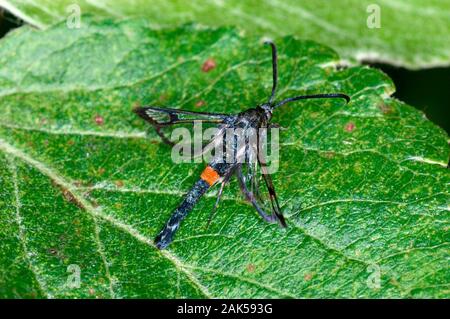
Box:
left=264, top=40, right=278, bottom=105
left=274, top=93, right=350, bottom=109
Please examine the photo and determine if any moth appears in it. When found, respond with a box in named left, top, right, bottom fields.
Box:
left=134, top=41, right=350, bottom=249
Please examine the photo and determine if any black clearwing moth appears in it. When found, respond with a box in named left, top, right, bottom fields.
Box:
left=134, top=41, right=350, bottom=249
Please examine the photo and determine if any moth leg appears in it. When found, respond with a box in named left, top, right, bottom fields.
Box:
left=257, top=131, right=287, bottom=227
left=236, top=165, right=277, bottom=223
left=259, top=165, right=287, bottom=227
left=206, top=169, right=233, bottom=227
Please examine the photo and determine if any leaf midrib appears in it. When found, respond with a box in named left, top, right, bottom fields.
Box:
left=0, top=137, right=213, bottom=298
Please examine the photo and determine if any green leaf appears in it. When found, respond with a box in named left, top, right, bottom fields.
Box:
left=2, top=0, right=450, bottom=69
left=0, top=19, right=448, bottom=298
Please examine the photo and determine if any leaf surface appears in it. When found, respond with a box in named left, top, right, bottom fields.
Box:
left=0, top=19, right=448, bottom=298
left=1, top=0, right=450, bottom=68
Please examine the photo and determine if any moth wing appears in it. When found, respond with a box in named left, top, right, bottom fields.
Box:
left=133, top=106, right=228, bottom=126
left=134, top=106, right=234, bottom=159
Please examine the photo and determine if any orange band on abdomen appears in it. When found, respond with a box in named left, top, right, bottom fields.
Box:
left=200, top=166, right=220, bottom=186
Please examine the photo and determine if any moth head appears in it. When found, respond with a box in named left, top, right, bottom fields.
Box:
left=259, top=103, right=273, bottom=120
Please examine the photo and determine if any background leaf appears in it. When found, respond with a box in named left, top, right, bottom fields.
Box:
left=0, top=19, right=448, bottom=298
left=1, top=0, right=450, bottom=69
